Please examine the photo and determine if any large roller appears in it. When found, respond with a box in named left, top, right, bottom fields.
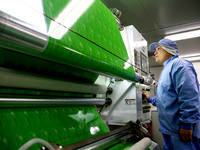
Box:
left=0, top=0, right=136, bottom=83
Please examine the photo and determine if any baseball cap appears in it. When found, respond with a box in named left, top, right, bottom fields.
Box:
left=149, top=39, right=179, bottom=56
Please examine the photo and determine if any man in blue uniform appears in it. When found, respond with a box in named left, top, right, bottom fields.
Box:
left=143, top=38, right=200, bottom=150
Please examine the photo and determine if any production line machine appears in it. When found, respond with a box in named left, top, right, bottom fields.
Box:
left=0, top=0, right=158, bottom=149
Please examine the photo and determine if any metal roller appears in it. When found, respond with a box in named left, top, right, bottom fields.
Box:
left=0, top=0, right=48, bottom=53
left=0, top=98, right=105, bottom=106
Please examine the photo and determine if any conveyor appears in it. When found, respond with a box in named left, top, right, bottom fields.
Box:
left=0, top=0, right=157, bottom=149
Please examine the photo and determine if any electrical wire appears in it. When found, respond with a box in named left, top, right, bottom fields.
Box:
left=18, top=138, right=55, bottom=150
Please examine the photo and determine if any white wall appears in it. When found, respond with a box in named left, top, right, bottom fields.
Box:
left=150, top=61, right=200, bottom=85
left=193, top=62, right=200, bottom=84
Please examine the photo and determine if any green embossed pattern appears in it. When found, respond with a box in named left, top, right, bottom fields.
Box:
left=0, top=106, right=109, bottom=149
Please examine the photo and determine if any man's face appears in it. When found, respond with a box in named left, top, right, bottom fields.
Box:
left=154, top=45, right=173, bottom=64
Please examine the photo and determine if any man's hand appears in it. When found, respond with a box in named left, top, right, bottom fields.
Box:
left=143, top=91, right=150, bottom=100
left=179, top=128, right=193, bottom=142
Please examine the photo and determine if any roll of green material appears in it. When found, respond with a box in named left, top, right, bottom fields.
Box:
left=42, top=0, right=136, bottom=81
left=0, top=0, right=136, bottom=82
left=0, top=106, right=110, bottom=150
left=0, top=47, right=98, bottom=83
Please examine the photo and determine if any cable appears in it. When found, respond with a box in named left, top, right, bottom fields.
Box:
left=18, top=138, right=55, bottom=150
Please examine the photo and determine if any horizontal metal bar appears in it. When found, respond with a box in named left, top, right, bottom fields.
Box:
left=0, top=67, right=107, bottom=94
left=0, top=1, right=48, bottom=53
left=0, top=98, right=105, bottom=105
left=62, top=122, right=136, bottom=150
left=77, top=130, right=131, bottom=150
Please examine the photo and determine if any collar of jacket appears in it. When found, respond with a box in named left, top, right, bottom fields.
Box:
left=163, top=55, right=179, bottom=67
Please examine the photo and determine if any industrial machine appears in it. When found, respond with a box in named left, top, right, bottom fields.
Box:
left=100, top=25, right=153, bottom=125
left=0, top=0, right=157, bottom=149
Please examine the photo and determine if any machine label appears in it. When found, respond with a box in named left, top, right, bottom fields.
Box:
left=125, top=99, right=136, bottom=105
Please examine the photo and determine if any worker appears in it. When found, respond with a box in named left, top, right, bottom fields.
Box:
left=143, top=38, right=200, bottom=150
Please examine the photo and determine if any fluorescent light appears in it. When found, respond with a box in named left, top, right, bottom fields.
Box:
left=184, top=56, right=200, bottom=61
left=165, top=29, right=200, bottom=41
left=180, top=54, right=200, bottom=62
left=180, top=54, right=200, bottom=58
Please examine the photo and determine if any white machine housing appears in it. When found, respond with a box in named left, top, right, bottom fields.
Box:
left=121, top=25, right=149, bottom=76
left=100, top=25, right=151, bottom=125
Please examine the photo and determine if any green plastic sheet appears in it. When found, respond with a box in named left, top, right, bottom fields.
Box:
left=0, top=1, right=138, bottom=149
left=42, top=0, right=136, bottom=81
left=0, top=0, right=136, bottom=82
left=0, top=106, right=109, bottom=150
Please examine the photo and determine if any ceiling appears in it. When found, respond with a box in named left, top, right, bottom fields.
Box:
left=101, top=0, right=200, bottom=67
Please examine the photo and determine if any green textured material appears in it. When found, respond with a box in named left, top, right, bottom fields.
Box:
left=0, top=47, right=98, bottom=83
left=0, top=0, right=136, bottom=82
left=41, top=0, right=136, bottom=81
left=0, top=106, right=109, bottom=150
left=0, top=1, right=138, bottom=149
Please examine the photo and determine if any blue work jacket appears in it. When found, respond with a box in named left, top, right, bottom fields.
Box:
left=148, top=56, right=200, bottom=138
